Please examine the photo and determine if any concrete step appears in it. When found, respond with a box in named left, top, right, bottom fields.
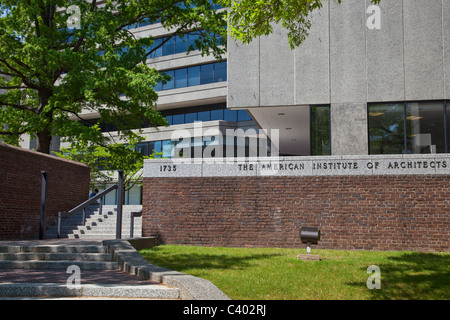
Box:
left=0, top=253, right=112, bottom=261
left=0, top=260, right=119, bottom=270
left=0, top=245, right=107, bottom=254
left=0, top=283, right=180, bottom=299
left=65, top=234, right=141, bottom=240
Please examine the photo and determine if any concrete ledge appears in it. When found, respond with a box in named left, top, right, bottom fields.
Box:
left=0, top=283, right=179, bottom=299
left=102, top=238, right=230, bottom=300
left=0, top=283, right=81, bottom=297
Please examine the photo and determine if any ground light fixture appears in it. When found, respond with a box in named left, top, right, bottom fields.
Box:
left=298, top=227, right=321, bottom=261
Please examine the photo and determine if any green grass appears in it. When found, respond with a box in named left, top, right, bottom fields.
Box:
left=139, top=245, right=450, bottom=300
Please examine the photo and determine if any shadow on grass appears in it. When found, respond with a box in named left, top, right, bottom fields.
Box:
left=348, top=252, right=450, bottom=300
left=139, top=246, right=283, bottom=272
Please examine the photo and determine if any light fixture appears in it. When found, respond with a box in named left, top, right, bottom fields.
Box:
left=278, top=113, right=285, bottom=116
left=369, top=112, right=384, bottom=117
left=407, top=116, right=424, bottom=121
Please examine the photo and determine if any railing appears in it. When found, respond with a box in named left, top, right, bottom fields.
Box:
left=57, top=170, right=125, bottom=239
left=130, top=209, right=143, bottom=238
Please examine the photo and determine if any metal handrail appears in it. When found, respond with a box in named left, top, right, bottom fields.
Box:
left=57, top=171, right=124, bottom=239
left=130, top=209, right=143, bottom=238
left=69, top=184, right=118, bottom=216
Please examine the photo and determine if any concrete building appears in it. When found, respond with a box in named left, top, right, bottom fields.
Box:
left=229, top=0, right=450, bottom=157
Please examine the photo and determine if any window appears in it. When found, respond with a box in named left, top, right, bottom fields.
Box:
left=406, top=102, right=446, bottom=154
left=149, top=38, right=163, bottom=58
left=162, top=70, right=174, bottom=90
left=224, top=109, right=238, bottom=122
left=175, top=68, right=187, bottom=89
left=188, top=33, right=200, bottom=50
left=136, top=142, right=149, bottom=157
left=185, top=112, right=198, bottom=123
left=310, top=105, right=331, bottom=156
left=211, top=109, right=223, bottom=121
left=161, top=104, right=253, bottom=125
left=214, top=61, right=227, bottom=82
left=368, top=101, right=448, bottom=154
left=175, top=36, right=188, bottom=54
left=163, top=37, right=175, bottom=56
left=238, top=110, right=252, bottom=122
left=198, top=110, right=211, bottom=122
left=188, top=66, right=201, bottom=86
left=155, top=62, right=227, bottom=92
left=200, top=64, right=214, bottom=85
left=172, top=114, right=184, bottom=125
left=162, top=140, right=176, bottom=158
left=369, top=103, right=405, bottom=154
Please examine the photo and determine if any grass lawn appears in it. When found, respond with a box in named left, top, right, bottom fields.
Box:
left=139, top=245, right=450, bottom=300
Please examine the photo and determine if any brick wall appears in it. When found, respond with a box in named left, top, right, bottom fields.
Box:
left=143, top=175, right=450, bottom=252
left=0, top=143, right=90, bottom=239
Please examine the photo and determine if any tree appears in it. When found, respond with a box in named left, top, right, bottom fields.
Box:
left=220, top=0, right=381, bottom=49
left=0, top=0, right=227, bottom=154
left=54, top=129, right=156, bottom=191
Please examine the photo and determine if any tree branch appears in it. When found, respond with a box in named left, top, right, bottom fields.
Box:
left=0, top=101, right=36, bottom=112
left=0, top=59, right=39, bottom=90
left=0, top=129, right=28, bottom=136
left=0, top=85, right=29, bottom=90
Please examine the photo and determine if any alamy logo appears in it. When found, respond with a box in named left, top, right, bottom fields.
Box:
left=66, top=5, right=81, bottom=29
left=366, top=5, right=381, bottom=30
left=366, top=265, right=381, bottom=289
left=66, top=265, right=81, bottom=289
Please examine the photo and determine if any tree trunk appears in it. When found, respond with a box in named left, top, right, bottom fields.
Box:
left=36, top=129, right=52, bottom=154
left=37, top=87, right=53, bottom=154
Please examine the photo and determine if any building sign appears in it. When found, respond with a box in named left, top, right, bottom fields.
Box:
left=144, top=155, right=450, bottom=178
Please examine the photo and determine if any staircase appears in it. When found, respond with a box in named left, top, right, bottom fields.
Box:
left=0, top=244, right=117, bottom=270
left=44, top=205, right=142, bottom=240
left=0, top=242, right=180, bottom=299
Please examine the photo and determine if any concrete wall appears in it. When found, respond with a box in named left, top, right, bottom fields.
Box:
left=227, top=0, right=450, bottom=155
left=0, top=143, right=90, bottom=239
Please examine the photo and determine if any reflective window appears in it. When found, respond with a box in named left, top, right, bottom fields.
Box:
left=188, top=33, right=200, bottom=50
left=136, top=143, right=148, bottom=156
left=369, top=102, right=448, bottom=154
left=163, top=37, right=175, bottom=56
left=198, top=111, right=211, bottom=122
left=161, top=104, right=253, bottom=125
left=369, top=103, right=407, bottom=154
left=185, top=112, right=198, bottom=123
left=310, top=105, right=331, bottom=156
left=238, top=110, right=252, bottom=122
left=172, top=114, right=184, bottom=125
left=406, top=102, right=446, bottom=154
left=200, top=64, right=214, bottom=85
left=162, top=70, right=174, bottom=90
left=149, top=38, right=163, bottom=58
left=176, top=36, right=188, bottom=54
left=224, top=109, right=238, bottom=122
left=188, top=66, right=201, bottom=86
left=175, top=68, right=187, bottom=89
left=125, top=184, right=142, bottom=205
left=214, top=61, right=227, bottom=82
left=211, top=109, right=223, bottom=121
left=447, top=102, right=450, bottom=153
left=162, top=140, right=176, bottom=158
left=155, top=62, right=226, bottom=92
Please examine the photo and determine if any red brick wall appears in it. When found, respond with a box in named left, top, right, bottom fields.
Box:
left=143, top=175, right=450, bottom=252
left=0, top=143, right=90, bottom=239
